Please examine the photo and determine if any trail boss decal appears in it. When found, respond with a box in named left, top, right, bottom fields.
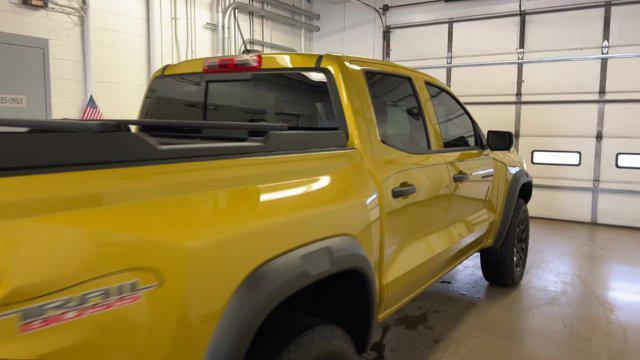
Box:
left=0, top=280, right=157, bottom=334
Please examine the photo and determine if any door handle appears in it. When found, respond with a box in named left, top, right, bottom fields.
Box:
left=392, top=183, right=417, bottom=198
left=452, top=172, right=470, bottom=183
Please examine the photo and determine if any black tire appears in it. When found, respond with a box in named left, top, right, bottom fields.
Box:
left=247, top=312, right=358, bottom=360
left=480, top=198, right=529, bottom=287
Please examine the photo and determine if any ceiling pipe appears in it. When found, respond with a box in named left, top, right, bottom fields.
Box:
left=221, top=1, right=320, bottom=55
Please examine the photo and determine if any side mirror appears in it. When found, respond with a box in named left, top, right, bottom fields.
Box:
left=487, top=130, right=514, bottom=151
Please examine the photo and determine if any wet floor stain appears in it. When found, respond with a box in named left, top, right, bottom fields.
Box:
left=369, top=324, right=391, bottom=360
left=367, top=309, right=437, bottom=358
left=391, top=311, right=431, bottom=331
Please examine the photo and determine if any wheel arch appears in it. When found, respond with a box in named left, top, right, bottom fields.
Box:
left=204, top=235, right=376, bottom=360
left=491, top=169, right=533, bottom=250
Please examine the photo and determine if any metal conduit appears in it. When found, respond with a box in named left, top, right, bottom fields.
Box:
left=260, top=0, right=320, bottom=20
left=386, top=0, right=443, bottom=9
left=215, top=0, right=234, bottom=55
left=215, top=0, right=224, bottom=55
left=413, top=52, right=640, bottom=70
left=82, top=0, right=92, bottom=102
left=148, top=0, right=162, bottom=76
left=246, top=38, right=297, bottom=52
left=222, top=2, right=320, bottom=55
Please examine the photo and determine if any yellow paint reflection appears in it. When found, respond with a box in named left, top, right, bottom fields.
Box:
left=259, top=176, right=331, bottom=202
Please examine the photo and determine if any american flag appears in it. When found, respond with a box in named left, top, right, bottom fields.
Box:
left=81, top=95, right=104, bottom=120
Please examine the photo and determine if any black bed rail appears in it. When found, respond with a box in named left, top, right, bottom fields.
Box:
left=0, top=118, right=289, bottom=133
left=0, top=118, right=347, bottom=177
left=0, top=119, right=126, bottom=133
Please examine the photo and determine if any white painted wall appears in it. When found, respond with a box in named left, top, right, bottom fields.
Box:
left=0, top=0, right=314, bottom=119
left=0, top=0, right=148, bottom=118
left=91, top=0, right=149, bottom=118
left=314, top=0, right=383, bottom=59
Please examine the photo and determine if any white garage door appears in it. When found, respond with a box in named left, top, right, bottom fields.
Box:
left=390, top=1, right=640, bottom=227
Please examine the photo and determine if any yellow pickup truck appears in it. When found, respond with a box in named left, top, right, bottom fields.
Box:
left=0, top=53, right=532, bottom=360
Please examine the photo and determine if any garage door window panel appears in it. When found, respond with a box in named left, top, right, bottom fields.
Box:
left=365, top=72, right=430, bottom=154
left=531, top=150, right=582, bottom=166
left=616, top=153, right=640, bottom=169
left=425, top=83, right=479, bottom=149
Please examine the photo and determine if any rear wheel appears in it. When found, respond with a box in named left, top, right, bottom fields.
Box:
left=247, top=312, right=358, bottom=360
left=481, top=198, right=529, bottom=287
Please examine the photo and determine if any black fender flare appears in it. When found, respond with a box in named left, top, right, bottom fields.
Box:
left=204, top=235, right=376, bottom=360
left=491, top=169, right=533, bottom=250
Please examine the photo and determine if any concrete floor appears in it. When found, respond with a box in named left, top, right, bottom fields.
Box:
left=365, top=218, right=640, bottom=360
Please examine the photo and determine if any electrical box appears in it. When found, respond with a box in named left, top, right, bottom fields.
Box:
left=0, top=32, right=51, bottom=119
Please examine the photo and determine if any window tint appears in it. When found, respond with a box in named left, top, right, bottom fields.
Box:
left=366, top=73, right=429, bottom=153
left=140, top=71, right=343, bottom=131
left=140, top=74, right=205, bottom=120
left=205, top=71, right=342, bottom=131
left=426, top=84, right=477, bottom=149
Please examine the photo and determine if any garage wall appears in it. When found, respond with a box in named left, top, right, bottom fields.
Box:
left=314, top=0, right=640, bottom=228
left=0, top=0, right=149, bottom=118
left=90, top=0, right=149, bottom=118
left=314, top=0, right=384, bottom=59
left=0, top=0, right=313, bottom=119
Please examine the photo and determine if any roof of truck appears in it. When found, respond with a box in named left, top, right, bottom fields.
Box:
left=154, top=52, right=445, bottom=88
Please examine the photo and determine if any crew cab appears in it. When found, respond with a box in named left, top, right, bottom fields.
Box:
left=0, top=53, right=532, bottom=360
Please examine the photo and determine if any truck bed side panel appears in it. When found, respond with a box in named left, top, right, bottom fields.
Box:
left=0, top=150, right=378, bottom=359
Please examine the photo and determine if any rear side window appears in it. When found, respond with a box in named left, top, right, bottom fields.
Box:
left=425, top=84, right=477, bottom=149
left=366, top=73, right=429, bottom=154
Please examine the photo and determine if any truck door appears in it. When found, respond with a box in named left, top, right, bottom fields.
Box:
left=360, top=70, right=457, bottom=312
left=423, top=83, right=497, bottom=247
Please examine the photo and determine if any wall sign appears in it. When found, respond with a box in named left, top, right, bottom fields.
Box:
left=0, top=95, right=27, bottom=107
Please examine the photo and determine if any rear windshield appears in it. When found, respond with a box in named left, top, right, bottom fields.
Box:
left=140, top=70, right=345, bottom=137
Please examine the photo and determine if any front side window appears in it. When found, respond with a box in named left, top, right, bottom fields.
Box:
left=426, top=84, right=477, bottom=149
left=366, top=72, right=429, bottom=153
